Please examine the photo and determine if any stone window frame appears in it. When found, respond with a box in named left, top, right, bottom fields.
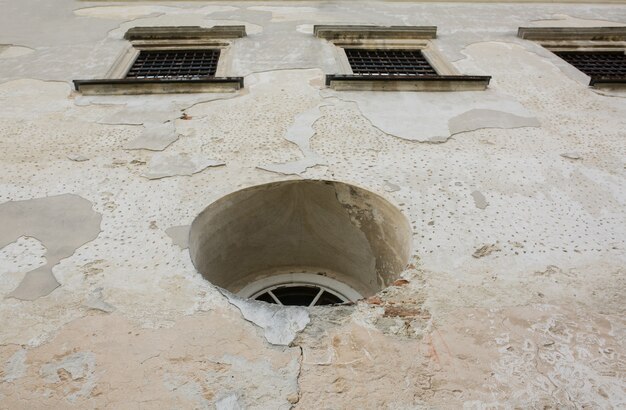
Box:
left=73, top=26, right=246, bottom=95
left=517, top=26, right=626, bottom=88
left=314, top=25, right=491, bottom=91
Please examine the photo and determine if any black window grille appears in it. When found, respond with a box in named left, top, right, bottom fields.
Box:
left=254, top=285, right=345, bottom=306
left=344, top=48, right=437, bottom=76
left=125, top=49, right=220, bottom=79
left=554, top=51, right=626, bottom=80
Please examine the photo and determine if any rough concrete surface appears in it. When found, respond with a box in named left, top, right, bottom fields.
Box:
left=0, top=1, right=625, bottom=409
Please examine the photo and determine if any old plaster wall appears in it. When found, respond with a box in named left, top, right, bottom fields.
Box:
left=0, top=1, right=625, bottom=408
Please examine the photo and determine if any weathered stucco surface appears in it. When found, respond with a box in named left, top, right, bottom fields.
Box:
left=0, top=1, right=625, bottom=408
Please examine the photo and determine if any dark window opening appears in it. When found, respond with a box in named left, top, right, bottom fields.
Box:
left=345, top=48, right=437, bottom=76
left=126, top=49, right=220, bottom=79
left=254, top=285, right=345, bottom=307
left=554, top=51, right=626, bottom=81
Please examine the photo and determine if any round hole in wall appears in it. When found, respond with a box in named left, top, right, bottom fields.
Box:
left=189, top=180, right=412, bottom=306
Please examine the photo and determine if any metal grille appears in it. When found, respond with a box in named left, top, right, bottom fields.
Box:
left=126, top=49, right=220, bottom=79
left=345, top=48, right=437, bottom=76
left=253, top=285, right=346, bottom=307
left=554, top=51, right=626, bottom=80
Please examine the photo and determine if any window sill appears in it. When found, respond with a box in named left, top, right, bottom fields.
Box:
left=73, top=77, right=244, bottom=95
left=325, top=74, right=491, bottom=91
left=589, top=78, right=626, bottom=88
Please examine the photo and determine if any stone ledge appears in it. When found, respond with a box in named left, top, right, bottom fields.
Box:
left=73, top=77, right=244, bottom=95
left=517, top=27, right=626, bottom=41
left=124, top=25, right=247, bottom=41
left=314, top=25, right=437, bottom=41
left=325, top=75, right=491, bottom=91
left=589, top=78, right=626, bottom=88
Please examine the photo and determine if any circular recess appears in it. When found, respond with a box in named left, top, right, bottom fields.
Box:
left=189, top=180, right=412, bottom=305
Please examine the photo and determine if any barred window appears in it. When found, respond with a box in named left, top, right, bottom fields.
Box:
left=345, top=48, right=437, bottom=76
left=554, top=51, right=626, bottom=81
left=125, top=49, right=220, bottom=79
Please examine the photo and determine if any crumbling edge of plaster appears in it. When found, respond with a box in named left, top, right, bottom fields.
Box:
left=219, top=289, right=310, bottom=346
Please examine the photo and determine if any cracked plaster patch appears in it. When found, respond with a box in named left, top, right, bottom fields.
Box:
left=259, top=103, right=328, bottom=175
left=125, top=122, right=179, bottom=151
left=2, top=349, right=27, bottom=383
left=165, top=225, right=190, bottom=249
left=40, top=352, right=97, bottom=402
left=330, top=89, right=539, bottom=142
left=83, top=288, right=116, bottom=313
left=384, top=181, right=401, bottom=192
left=224, top=292, right=310, bottom=345
left=448, top=108, right=540, bottom=136
left=215, top=392, right=243, bottom=410
left=0, top=194, right=102, bottom=301
left=142, top=152, right=225, bottom=180
left=82, top=93, right=241, bottom=126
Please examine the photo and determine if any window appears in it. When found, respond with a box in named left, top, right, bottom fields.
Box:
left=252, top=283, right=348, bottom=307
left=344, top=48, right=437, bottom=76
left=314, top=25, right=491, bottom=91
left=125, top=49, right=221, bottom=79
left=73, top=26, right=246, bottom=95
left=517, top=27, right=626, bottom=88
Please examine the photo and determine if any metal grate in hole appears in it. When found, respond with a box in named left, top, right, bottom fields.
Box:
left=345, top=48, right=437, bottom=76
left=554, top=51, right=626, bottom=80
left=126, top=49, right=220, bottom=79
left=254, top=285, right=346, bottom=307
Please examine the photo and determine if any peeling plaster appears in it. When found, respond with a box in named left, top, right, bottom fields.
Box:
left=142, top=152, right=225, bottom=180
left=2, top=349, right=27, bottom=382
left=259, top=103, right=328, bottom=175
left=86, top=93, right=240, bottom=126
left=125, top=122, right=179, bottom=151
left=329, top=90, right=539, bottom=142
left=40, top=352, right=97, bottom=402
left=471, top=190, right=489, bottom=209
left=83, top=288, right=116, bottom=313
left=384, top=181, right=401, bottom=193
left=448, top=108, right=540, bottom=136
left=165, top=225, right=190, bottom=249
left=1, top=2, right=626, bottom=408
left=224, top=292, right=310, bottom=346
left=0, top=194, right=102, bottom=301
left=215, top=392, right=243, bottom=410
